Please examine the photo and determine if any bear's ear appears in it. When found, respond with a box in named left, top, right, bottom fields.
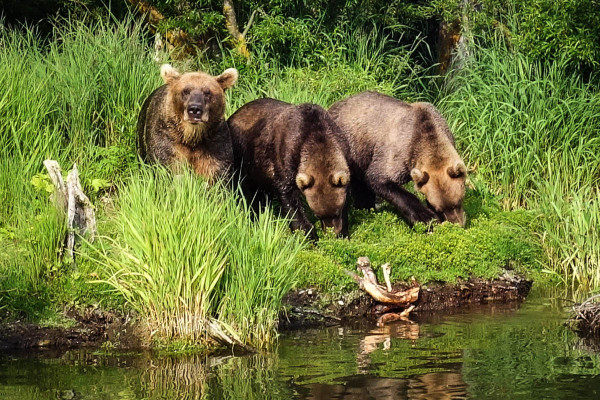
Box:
left=215, top=68, right=239, bottom=90
left=161, top=64, right=180, bottom=85
left=447, top=161, right=466, bottom=178
left=296, top=173, right=314, bottom=190
left=411, top=168, right=429, bottom=187
left=331, top=171, right=350, bottom=187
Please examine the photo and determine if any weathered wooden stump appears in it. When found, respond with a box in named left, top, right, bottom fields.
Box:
left=43, top=160, right=96, bottom=264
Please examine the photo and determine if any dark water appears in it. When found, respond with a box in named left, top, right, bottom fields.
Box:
left=2, top=286, right=600, bottom=399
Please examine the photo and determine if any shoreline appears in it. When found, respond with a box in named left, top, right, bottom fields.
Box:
left=0, top=274, right=532, bottom=351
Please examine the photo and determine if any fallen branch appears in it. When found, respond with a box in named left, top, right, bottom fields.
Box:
left=382, top=262, right=392, bottom=292
left=346, top=256, right=420, bottom=325
left=205, top=318, right=255, bottom=353
left=347, top=257, right=420, bottom=305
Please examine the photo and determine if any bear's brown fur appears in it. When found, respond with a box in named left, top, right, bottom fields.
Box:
left=329, top=91, right=467, bottom=226
left=136, top=64, right=238, bottom=182
left=228, top=98, right=350, bottom=240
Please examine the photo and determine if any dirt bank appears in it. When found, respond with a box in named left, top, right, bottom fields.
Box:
left=0, top=273, right=531, bottom=350
left=280, top=272, right=532, bottom=329
left=0, top=307, right=148, bottom=351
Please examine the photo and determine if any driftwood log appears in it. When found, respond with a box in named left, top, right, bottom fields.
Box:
left=347, top=257, right=420, bottom=325
left=572, top=294, right=600, bottom=337
left=43, top=160, right=96, bottom=263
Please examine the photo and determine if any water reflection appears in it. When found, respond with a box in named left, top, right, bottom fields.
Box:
left=358, top=320, right=420, bottom=372
left=3, top=289, right=600, bottom=399
left=300, top=372, right=467, bottom=400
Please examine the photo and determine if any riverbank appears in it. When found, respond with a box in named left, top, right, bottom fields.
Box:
left=4, top=288, right=600, bottom=400
left=0, top=274, right=532, bottom=351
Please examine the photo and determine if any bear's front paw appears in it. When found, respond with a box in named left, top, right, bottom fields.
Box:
left=411, top=207, right=441, bottom=225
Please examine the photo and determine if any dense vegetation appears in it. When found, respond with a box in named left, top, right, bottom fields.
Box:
left=1, top=0, right=599, bottom=347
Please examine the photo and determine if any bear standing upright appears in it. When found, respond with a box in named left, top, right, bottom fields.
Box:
left=228, top=98, right=351, bottom=241
left=329, top=91, right=467, bottom=226
left=137, top=64, right=238, bottom=182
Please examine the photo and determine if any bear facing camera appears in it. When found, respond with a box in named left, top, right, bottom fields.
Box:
left=136, top=64, right=238, bottom=183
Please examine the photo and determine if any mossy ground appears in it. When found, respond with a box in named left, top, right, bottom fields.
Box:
left=297, top=185, right=544, bottom=293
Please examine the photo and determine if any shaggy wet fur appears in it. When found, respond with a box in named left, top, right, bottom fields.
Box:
left=228, top=98, right=350, bottom=240
left=137, top=65, right=237, bottom=182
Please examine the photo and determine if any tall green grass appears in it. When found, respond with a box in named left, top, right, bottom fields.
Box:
left=439, top=42, right=600, bottom=287
left=0, top=15, right=156, bottom=308
left=89, top=168, right=306, bottom=347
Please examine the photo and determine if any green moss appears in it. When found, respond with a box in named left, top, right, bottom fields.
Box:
left=297, top=188, right=543, bottom=292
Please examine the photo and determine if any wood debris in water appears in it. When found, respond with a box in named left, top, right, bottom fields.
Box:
left=346, top=256, right=420, bottom=325
left=572, top=294, right=600, bottom=337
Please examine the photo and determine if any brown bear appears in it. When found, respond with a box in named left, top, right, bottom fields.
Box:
left=136, top=64, right=238, bottom=182
left=328, top=91, right=467, bottom=226
left=228, top=98, right=351, bottom=241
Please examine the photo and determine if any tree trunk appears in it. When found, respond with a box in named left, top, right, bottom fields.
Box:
left=223, top=0, right=251, bottom=58
left=438, top=0, right=474, bottom=74
left=127, top=0, right=200, bottom=59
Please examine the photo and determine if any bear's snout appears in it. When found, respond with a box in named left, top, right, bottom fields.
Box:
left=320, top=215, right=345, bottom=237
left=443, top=207, right=466, bottom=227
left=186, top=104, right=209, bottom=123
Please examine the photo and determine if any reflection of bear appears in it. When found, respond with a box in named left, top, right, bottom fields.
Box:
left=329, top=91, right=466, bottom=226
left=228, top=98, right=350, bottom=241
left=136, top=64, right=238, bottom=182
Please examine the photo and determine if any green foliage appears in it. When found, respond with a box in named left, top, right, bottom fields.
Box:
left=297, top=188, right=541, bottom=292
left=154, top=0, right=226, bottom=38
left=2, top=6, right=592, bottom=337
left=461, top=0, right=600, bottom=78
left=30, top=174, right=55, bottom=194
left=439, top=40, right=600, bottom=287
left=0, top=15, right=154, bottom=322
left=86, top=167, right=306, bottom=347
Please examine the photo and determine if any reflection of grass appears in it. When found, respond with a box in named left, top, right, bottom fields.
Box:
left=206, top=355, right=292, bottom=400
left=297, top=186, right=542, bottom=292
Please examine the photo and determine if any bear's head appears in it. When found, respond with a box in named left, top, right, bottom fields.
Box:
left=296, top=141, right=350, bottom=236
left=411, top=159, right=467, bottom=226
left=161, top=64, right=238, bottom=143
left=296, top=125, right=350, bottom=235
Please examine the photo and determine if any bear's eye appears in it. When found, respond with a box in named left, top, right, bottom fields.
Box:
left=203, top=89, right=212, bottom=99
left=181, top=88, right=191, bottom=96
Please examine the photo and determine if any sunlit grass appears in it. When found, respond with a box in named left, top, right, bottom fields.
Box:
left=2, top=10, right=598, bottom=336
left=88, top=168, right=306, bottom=347
left=440, top=41, right=600, bottom=288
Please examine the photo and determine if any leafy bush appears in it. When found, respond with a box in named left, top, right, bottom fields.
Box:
left=439, top=40, right=600, bottom=287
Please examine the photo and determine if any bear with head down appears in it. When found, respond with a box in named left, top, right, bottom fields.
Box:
left=137, top=64, right=238, bottom=182
left=329, top=91, right=467, bottom=227
left=228, top=98, right=351, bottom=241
